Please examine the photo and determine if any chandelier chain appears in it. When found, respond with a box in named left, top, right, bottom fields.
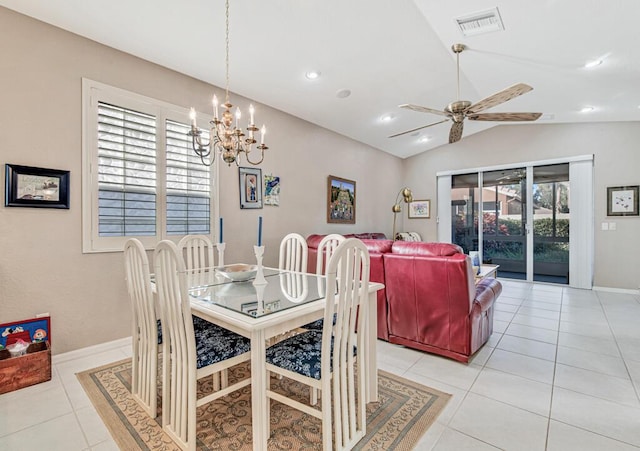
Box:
left=225, top=0, right=230, bottom=104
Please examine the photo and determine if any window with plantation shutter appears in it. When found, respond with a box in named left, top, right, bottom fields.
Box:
left=83, top=79, right=216, bottom=253
left=165, top=120, right=211, bottom=235
left=97, top=102, right=157, bottom=236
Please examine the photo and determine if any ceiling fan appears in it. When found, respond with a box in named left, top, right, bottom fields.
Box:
left=389, top=43, right=542, bottom=144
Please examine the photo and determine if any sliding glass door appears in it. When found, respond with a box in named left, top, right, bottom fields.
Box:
left=449, top=164, right=570, bottom=284
left=482, top=168, right=527, bottom=279
left=532, top=164, right=570, bottom=283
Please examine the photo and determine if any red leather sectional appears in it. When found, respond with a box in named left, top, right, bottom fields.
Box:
left=306, top=234, right=502, bottom=363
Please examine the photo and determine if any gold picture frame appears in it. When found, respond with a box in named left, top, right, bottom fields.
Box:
left=408, top=199, right=430, bottom=219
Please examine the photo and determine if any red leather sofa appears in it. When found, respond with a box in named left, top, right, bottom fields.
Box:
left=306, top=234, right=502, bottom=363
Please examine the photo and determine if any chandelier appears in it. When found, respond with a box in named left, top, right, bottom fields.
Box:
left=188, top=0, right=268, bottom=166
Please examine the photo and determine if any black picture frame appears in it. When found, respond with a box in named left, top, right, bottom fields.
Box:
left=606, top=185, right=639, bottom=216
left=5, top=164, right=70, bottom=209
left=239, top=167, right=263, bottom=209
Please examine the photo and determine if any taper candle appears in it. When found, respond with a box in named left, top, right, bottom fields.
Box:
left=258, top=216, right=263, bottom=247
left=219, top=217, right=223, bottom=243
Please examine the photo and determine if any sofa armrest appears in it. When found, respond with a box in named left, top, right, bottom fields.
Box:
left=473, top=278, right=502, bottom=312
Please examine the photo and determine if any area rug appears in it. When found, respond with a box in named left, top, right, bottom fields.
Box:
left=77, top=359, right=450, bottom=450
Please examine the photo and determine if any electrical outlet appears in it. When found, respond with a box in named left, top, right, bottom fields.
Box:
left=609, top=222, right=617, bottom=231
left=601, top=222, right=609, bottom=231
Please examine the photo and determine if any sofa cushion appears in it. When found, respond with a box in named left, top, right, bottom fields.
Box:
left=306, top=233, right=387, bottom=251
left=391, top=241, right=462, bottom=256
left=359, top=239, right=393, bottom=254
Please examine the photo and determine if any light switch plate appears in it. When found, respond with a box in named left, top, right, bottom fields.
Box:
left=601, top=222, right=609, bottom=231
left=609, top=222, right=617, bottom=231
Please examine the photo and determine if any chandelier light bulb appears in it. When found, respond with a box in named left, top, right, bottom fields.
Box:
left=212, top=95, right=219, bottom=119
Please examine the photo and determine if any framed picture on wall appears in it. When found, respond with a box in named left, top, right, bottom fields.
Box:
left=408, top=199, right=431, bottom=219
left=327, top=175, right=356, bottom=224
left=5, top=164, right=70, bottom=209
left=239, top=167, right=263, bottom=209
left=607, top=185, right=639, bottom=216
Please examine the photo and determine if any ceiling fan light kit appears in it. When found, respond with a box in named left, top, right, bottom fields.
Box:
left=390, top=43, right=542, bottom=144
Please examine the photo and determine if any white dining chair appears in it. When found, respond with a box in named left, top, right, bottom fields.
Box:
left=278, top=232, right=308, bottom=272
left=154, top=240, right=251, bottom=451
left=177, top=234, right=216, bottom=288
left=123, top=238, right=160, bottom=418
left=265, top=238, right=370, bottom=451
left=304, top=233, right=345, bottom=404
left=315, top=233, right=346, bottom=276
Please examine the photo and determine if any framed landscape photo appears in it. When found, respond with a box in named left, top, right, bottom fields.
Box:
left=607, top=185, right=639, bottom=216
left=5, top=164, right=70, bottom=209
left=327, top=175, right=356, bottom=224
left=408, top=199, right=431, bottom=219
left=239, top=167, right=263, bottom=209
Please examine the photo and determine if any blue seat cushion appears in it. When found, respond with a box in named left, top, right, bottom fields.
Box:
left=265, top=331, right=356, bottom=379
left=156, top=315, right=240, bottom=346
left=301, top=313, right=336, bottom=331
left=194, top=321, right=250, bottom=369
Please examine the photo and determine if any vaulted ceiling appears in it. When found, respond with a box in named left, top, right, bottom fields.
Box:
left=2, top=0, right=639, bottom=158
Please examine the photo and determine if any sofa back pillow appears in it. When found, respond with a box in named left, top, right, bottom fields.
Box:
left=391, top=241, right=462, bottom=257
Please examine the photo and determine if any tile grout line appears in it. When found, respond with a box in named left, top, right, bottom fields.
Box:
left=596, top=290, right=640, bottom=406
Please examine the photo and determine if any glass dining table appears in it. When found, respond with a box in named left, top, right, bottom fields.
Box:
left=184, top=266, right=384, bottom=451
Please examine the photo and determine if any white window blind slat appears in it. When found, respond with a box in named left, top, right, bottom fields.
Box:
left=97, top=102, right=157, bottom=236
left=165, top=119, right=211, bottom=236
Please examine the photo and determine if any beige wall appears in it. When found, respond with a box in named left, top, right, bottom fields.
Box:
left=0, top=8, right=403, bottom=353
left=402, top=122, right=640, bottom=290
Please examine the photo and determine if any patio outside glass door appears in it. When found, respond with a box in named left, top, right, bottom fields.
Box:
left=481, top=168, right=527, bottom=279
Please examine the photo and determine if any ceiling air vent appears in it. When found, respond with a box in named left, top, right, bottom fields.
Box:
left=455, top=7, right=504, bottom=37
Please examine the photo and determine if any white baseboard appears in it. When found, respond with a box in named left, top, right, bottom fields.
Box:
left=592, top=286, right=640, bottom=295
left=53, top=336, right=131, bottom=365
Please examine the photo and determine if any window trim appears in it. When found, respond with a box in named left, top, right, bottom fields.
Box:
left=82, top=78, right=218, bottom=253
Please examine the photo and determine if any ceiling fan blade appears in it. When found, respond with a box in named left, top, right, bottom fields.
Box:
left=467, top=83, right=533, bottom=114
left=388, top=119, right=449, bottom=138
left=449, top=122, right=464, bottom=143
left=399, top=104, right=449, bottom=117
left=468, top=112, right=542, bottom=121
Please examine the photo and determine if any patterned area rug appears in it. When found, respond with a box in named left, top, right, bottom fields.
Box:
left=77, top=359, right=450, bottom=450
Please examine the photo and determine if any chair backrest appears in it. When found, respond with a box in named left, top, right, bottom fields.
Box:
left=278, top=232, right=308, bottom=272
left=322, top=238, right=370, bottom=449
left=178, top=234, right=215, bottom=288
left=153, top=240, right=198, bottom=438
left=123, top=238, right=158, bottom=417
left=316, top=233, right=345, bottom=275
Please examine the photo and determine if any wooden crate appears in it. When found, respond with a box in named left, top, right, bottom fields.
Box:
left=0, top=341, right=51, bottom=394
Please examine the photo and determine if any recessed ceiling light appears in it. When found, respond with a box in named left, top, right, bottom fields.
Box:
left=336, top=88, right=351, bottom=99
left=584, top=59, right=603, bottom=69
left=418, top=136, right=430, bottom=143
left=580, top=106, right=594, bottom=113
left=305, top=70, right=321, bottom=80
left=380, top=114, right=395, bottom=122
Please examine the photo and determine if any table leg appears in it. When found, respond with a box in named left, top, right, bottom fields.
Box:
left=251, top=330, right=268, bottom=450
left=366, top=290, right=378, bottom=402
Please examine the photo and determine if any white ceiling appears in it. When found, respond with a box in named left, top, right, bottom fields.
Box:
left=2, top=0, right=640, bottom=158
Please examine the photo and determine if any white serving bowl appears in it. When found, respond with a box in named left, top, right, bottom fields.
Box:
left=216, top=264, right=258, bottom=282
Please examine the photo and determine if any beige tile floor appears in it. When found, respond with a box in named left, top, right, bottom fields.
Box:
left=2, top=280, right=640, bottom=450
